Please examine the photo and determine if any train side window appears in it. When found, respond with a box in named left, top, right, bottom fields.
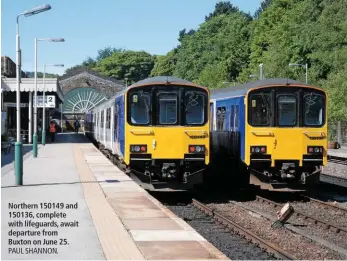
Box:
left=234, top=105, right=239, bottom=128
left=101, top=110, right=104, bottom=128
left=230, top=105, right=234, bottom=130
left=216, top=106, right=226, bottom=130
left=158, top=93, right=177, bottom=125
left=249, top=93, right=271, bottom=126
left=277, top=95, right=297, bottom=126
left=114, top=105, right=118, bottom=137
left=210, top=103, right=214, bottom=130
left=106, top=108, right=110, bottom=129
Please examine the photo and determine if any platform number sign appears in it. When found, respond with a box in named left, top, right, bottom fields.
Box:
left=34, top=95, right=56, bottom=108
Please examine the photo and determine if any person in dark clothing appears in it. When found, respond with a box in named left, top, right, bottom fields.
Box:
left=49, top=121, right=56, bottom=142
left=74, top=119, right=80, bottom=134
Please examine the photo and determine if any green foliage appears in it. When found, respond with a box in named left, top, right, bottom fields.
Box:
left=322, top=69, right=347, bottom=121
left=173, top=13, right=251, bottom=87
left=150, top=50, right=177, bottom=76
left=63, top=0, right=346, bottom=120
left=94, top=50, right=155, bottom=84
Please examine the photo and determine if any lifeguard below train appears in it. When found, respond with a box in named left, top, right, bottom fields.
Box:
left=84, top=76, right=328, bottom=191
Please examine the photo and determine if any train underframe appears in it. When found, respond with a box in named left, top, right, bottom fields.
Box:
left=129, top=158, right=206, bottom=190
left=249, top=160, right=322, bottom=191
left=94, top=143, right=205, bottom=191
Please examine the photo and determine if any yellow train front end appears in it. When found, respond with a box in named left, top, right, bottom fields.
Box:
left=244, top=83, right=327, bottom=191
left=123, top=77, right=210, bottom=190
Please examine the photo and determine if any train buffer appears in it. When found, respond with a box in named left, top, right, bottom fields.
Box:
left=1, top=133, right=229, bottom=260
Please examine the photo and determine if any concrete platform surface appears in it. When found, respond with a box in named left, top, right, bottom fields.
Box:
left=1, top=133, right=230, bottom=260
left=328, top=147, right=347, bottom=158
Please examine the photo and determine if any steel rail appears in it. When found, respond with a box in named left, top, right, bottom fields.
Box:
left=192, top=198, right=296, bottom=260
left=256, top=196, right=347, bottom=234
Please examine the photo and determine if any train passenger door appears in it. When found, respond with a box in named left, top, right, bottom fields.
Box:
left=110, top=106, right=114, bottom=152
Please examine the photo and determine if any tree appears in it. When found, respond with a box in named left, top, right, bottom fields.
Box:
left=94, top=50, right=155, bottom=83
left=254, top=0, right=272, bottom=18
left=205, top=1, right=239, bottom=21
left=173, top=13, right=251, bottom=88
left=96, top=47, right=123, bottom=61
left=150, top=50, right=177, bottom=76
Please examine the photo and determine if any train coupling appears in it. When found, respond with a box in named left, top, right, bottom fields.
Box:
left=161, top=163, right=176, bottom=179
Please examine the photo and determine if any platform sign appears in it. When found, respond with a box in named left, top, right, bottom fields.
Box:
left=34, top=95, right=56, bottom=108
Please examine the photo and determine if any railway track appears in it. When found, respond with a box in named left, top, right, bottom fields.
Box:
left=256, top=196, right=347, bottom=234
left=191, top=199, right=296, bottom=260
left=328, top=155, right=347, bottom=165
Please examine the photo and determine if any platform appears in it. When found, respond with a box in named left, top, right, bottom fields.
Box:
left=328, top=146, right=347, bottom=158
left=1, top=133, right=229, bottom=260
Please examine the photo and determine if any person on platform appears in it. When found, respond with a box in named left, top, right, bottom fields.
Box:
left=74, top=119, right=80, bottom=134
left=49, top=120, right=56, bottom=142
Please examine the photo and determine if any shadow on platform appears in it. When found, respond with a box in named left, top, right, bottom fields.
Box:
left=1, top=179, right=135, bottom=189
left=45, top=133, right=90, bottom=144
left=1, top=145, right=34, bottom=168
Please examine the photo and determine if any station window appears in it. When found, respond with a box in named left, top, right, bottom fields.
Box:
left=216, top=106, right=226, bottom=130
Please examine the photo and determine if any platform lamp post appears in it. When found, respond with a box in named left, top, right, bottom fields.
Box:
left=289, top=63, right=308, bottom=84
left=259, top=63, right=264, bottom=80
left=33, top=38, right=64, bottom=156
left=15, top=4, right=51, bottom=185
left=42, top=63, right=64, bottom=145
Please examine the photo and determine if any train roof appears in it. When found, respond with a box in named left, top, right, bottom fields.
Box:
left=210, top=78, right=324, bottom=100
left=128, top=76, right=199, bottom=88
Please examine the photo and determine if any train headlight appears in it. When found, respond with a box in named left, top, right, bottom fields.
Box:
left=307, top=146, right=323, bottom=154
left=130, top=145, right=147, bottom=153
left=251, top=146, right=267, bottom=154
left=189, top=145, right=205, bottom=154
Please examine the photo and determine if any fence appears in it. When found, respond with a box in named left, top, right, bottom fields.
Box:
left=328, top=121, right=347, bottom=146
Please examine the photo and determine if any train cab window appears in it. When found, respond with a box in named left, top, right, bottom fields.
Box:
left=303, top=92, right=325, bottom=126
left=184, top=91, right=205, bottom=125
left=249, top=93, right=271, bottom=126
left=129, top=91, right=151, bottom=125
left=216, top=106, right=226, bottom=130
left=158, top=93, right=177, bottom=125
left=277, top=95, right=297, bottom=126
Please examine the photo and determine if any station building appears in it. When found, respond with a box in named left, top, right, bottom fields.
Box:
left=1, top=56, right=124, bottom=142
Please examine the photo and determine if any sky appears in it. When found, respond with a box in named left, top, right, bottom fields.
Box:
left=1, top=0, right=261, bottom=75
